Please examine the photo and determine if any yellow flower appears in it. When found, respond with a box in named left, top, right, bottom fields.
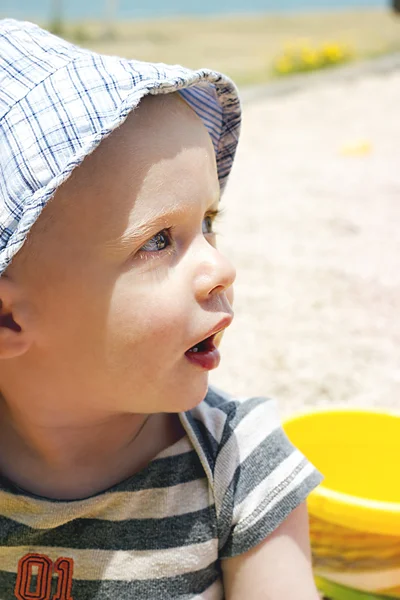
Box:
left=301, top=47, right=320, bottom=67
left=322, top=43, right=343, bottom=62
left=275, top=55, right=293, bottom=74
left=273, top=39, right=353, bottom=77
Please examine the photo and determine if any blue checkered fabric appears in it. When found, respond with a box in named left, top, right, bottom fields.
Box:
left=0, top=19, right=241, bottom=274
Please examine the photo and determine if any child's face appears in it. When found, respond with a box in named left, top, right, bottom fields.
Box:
left=11, top=94, right=235, bottom=416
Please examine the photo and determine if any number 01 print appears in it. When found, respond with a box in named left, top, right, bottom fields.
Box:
left=15, top=554, right=74, bottom=600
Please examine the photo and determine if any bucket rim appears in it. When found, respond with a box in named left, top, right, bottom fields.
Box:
left=284, top=407, right=400, bottom=536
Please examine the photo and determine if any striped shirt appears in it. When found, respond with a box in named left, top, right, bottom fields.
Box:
left=0, top=387, right=322, bottom=599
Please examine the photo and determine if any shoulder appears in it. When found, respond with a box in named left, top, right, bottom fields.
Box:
left=179, top=386, right=281, bottom=483
left=180, top=386, right=322, bottom=558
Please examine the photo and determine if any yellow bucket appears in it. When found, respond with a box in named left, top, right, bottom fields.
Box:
left=283, top=408, right=400, bottom=598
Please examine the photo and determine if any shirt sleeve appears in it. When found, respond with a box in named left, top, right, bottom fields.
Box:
left=214, top=396, right=323, bottom=558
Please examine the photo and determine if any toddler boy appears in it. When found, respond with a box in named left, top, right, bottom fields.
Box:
left=0, top=19, right=322, bottom=599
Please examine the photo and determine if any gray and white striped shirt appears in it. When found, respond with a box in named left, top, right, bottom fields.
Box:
left=0, top=387, right=322, bottom=599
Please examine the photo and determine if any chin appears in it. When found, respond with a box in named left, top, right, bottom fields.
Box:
left=167, top=377, right=209, bottom=413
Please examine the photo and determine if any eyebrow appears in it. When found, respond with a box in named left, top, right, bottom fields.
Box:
left=104, top=209, right=174, bottom=252
left=104, top=197, right=219, bottom=254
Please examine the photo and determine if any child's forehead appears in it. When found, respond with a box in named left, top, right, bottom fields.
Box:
left=42, top=96, right=217, bottom=241
left=64, top=92, right=216, bottom=199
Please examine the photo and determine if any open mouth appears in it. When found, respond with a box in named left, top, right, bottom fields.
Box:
left=184, top=333, right=220, bottom=371
left=186, top=334, right=216, bottom=355
left=184, top=315, right=233, bottom=370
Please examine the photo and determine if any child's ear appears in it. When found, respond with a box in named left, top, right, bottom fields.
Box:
left=0, top=276, right=34, bottom=358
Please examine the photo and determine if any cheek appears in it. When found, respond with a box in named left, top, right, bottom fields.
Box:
left=107, top=281, right=189, bottom=351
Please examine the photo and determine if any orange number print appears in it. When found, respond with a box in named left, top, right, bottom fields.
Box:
left=15, top=554, right=52, bottom=600
left=15, top=554, right=74, bottom=600
left=53, top=558, right=74, bottom=600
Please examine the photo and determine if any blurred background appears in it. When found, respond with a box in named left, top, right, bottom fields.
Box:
left=2, top=0, right=399, bottom=416
left=0, top=1, right=398, bottom=85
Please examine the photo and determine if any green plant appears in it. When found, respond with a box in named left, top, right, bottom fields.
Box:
left=48, top=18, right=64, bottom=36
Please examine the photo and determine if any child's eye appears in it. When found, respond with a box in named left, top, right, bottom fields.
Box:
left=140, top=229, right=172, bottom=252
left=202, top=208, right=223, bottom=237
left=202, top=215, right=214, bottom=235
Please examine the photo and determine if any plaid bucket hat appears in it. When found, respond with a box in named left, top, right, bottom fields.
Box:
left=0, top=19, right=241, bottom=275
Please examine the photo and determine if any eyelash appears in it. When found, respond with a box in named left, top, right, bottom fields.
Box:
left=138, top=209, right=223, bottom=255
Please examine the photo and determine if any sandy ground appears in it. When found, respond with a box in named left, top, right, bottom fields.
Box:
left=210, top=69, right=400, bottom=419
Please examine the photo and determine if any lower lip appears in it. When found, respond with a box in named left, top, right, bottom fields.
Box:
left=185, top=345, right=221, bottom=371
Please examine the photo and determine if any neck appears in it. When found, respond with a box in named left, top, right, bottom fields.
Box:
left=0, top=399, right=184, bottom=499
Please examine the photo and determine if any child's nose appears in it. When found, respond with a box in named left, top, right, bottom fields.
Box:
left=193, top=243, right=236, bottom=302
